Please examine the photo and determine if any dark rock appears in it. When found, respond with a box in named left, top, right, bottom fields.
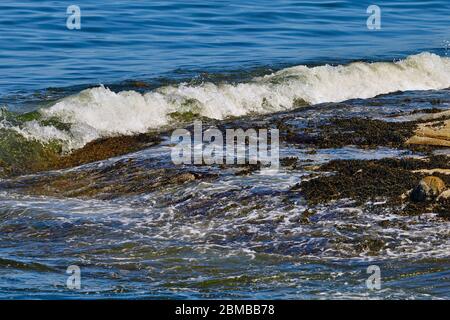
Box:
left=410, top=176, right=446, bottom=202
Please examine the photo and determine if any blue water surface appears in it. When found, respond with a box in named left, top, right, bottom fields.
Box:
left=0, top=0, right=449, bottom=96
left=0, top=1, right=450, bottom=300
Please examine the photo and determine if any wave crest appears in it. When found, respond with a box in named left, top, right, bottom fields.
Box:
left=7, top=52, right=450, bottom=150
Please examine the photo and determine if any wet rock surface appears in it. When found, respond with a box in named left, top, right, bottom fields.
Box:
left=410, top=176, right=446, bottom=202
left=290, top=156, right=449, bottom=217
left=1, top=91, right=449, bottom=220
left=281, top=117, right=417, bottom=149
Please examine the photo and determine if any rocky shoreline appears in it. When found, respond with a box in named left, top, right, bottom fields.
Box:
left=1, top=97, right=449, bottom=218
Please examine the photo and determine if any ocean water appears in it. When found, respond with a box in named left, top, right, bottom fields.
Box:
left=0, top=0, right=449, bottom=299
left=1, top=0, right=449, bottom=96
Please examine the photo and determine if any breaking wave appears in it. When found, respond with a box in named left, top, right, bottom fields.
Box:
left=3, top=52, right=450, bottom=151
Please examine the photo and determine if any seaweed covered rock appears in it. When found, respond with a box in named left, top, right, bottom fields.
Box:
left=438, top=189, right=450, bottom=200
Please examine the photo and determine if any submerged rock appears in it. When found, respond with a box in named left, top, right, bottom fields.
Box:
left=0, top=160, right=10, bottom=178
left=355, top=237, right=386, bottom=255
left=410, top=176, right=446, bottom=202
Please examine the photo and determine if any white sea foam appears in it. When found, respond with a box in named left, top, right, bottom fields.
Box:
left=8, top=52, right=450, bottom=150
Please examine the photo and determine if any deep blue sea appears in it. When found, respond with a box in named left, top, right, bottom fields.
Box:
left=0, top=1, right=449, bottom=300
left=0, top=0, right=449, bottom=97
